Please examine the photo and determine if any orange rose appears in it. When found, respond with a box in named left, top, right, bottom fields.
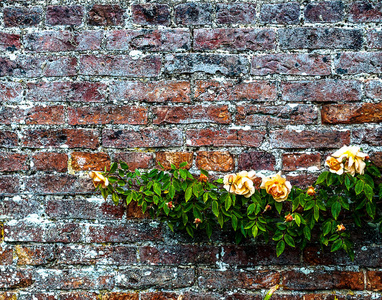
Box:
left=307, top=186, right=316, bottom=196
left=223, top=171, right=256, bottom=198
left=325, top=156, right=344, bottom=175
left=337, top=224, right=346, bottom=232
left=198, top=174, right=208, bottom=182
left=89, top=171, right=109, bottom=188
left=260, top=172, right=292, bottom=202
left=285, top=214, right=294, bottom=222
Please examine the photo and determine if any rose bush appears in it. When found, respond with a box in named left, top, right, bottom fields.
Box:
left=89, top=146, right=382, bottom=259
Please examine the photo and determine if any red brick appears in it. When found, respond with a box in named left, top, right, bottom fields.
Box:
left=0, top=32, right=21, bottom=51
left=198, top=269, right=280, bottom=290
left=26, top=81, right=107, bottom=102
left=0, top=175, right=20, bottom=194
left=0, top=82, right=23, bottom=102
left=370, top=152, right=382, bottom=168
left=196, top=151, right=234, bottom=172
left=186, top=129, right=265, bottom=147
left=260, top=2, right=300, bottom=24
left=32, top=152, right=68, bottom=172
left=25, top=174, right=93, bottom=194
left=367, top=271, right=382, bottom=290
left=60, top=292, right=98, bottom=300
left=251, top=54, right=331, bottom=76
left=23, top=129, right=99, bottom=149
left=0, top=247, right=13, bottom=265
left=3, top=7, right=42, bottom=27
left=106, top=29, right=190, bottom=51
left=366, top=80, right=382, bottom=99
left=102, top=129, right=183, bottom=148
left=80, top=55, right=161, bottom=77
left=140, top=245, right=218, bottom=265
left=46, top=5, right=84, bottom=26
left=281, top=80, right=362, bottom=102
left=216, top=3, right=257, bottom=24
left=335, top=52, right=382, bottom=74
left=367, top=29, right=382, bottom=49
left=237, top=104, right=318, bottom=126
left=0, top=106, right=24, bottom=124
left=68, top=106, right=147, bottom=125
left=0, top=268, right=33, bottom=289
left=304, top=1, right=344, bottom=23
left=25, top=30, right=103, bottom=52
left=43, top=56, right=78, bottom=77
left=87, top=223, right=162, bottom=243
left=352, top=127, right=382, bottom=146
left=349, top=1, right=382, bottom=23
left=165, top=54, right=248, bottom=76
left=141, top=292, right=178, bottom=300
left=114, top=152, right=154, bottom=170
left=270, top=130, right=350, bottom=149
left=153, top=105, right=231, bottom=125
left=71, top=152, right=111, bottom=171
left=286, top=173, right=319, bottom=188
left=102, top=292, right=139, bottom=300
left=175, top=3, right=213, bottom=25
left=25, top=105, right=65, bottom=125
left=283, top=153, right=321, bottom=171
left=155, top=152, right=193, bottom=170
left=194, top=29, right=275, bottom=51
left=0, top=197, right=40, bottom=219
left=125, top=201, right=149, bottom=219
left=195, top=80, right=276, bottom=102
left=110, top=81, right=190, bottom=103
left=303, top=294, right=370, bottom=300
left=131, top=4, right=170, bottom=26
left=88, top=5, right=125, bottom=26
left=0, top=130, right=18, bottom=148
left=238, top=152, right=275, bottom=171
left=0, top=152, right=28, bottom=171
left=322, top=102, right=382, bottom=124
left=283, top=270, right=364, bottom=290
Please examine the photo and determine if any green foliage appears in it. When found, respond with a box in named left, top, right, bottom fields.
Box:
left=92, top=159, right=381, bottom=261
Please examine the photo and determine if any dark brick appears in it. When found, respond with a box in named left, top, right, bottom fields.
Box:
left=216, top=3, right=256, bottom=24
left=175, top=3, right=213, bottom=25
left=0, top=197, right=40, bottom=219
left=334, top=52, right=382, bottom=75
left=3, top=7, right=42, bottom=27
left=260, top=2, right=300, bottom=24
left=238, top=152, right=275, bottom=171
left=46, top=5, right=84, bottom=26
left=32, top=152, right=68, bottom=173
left=0, top=32, right=21, bottom=51
left=155, top=152, right=193, bottom=170
left=0, top=152, right=28, bottom=171
left=195, top=151, right=234, bottom=172
left=367, top=29, right=382, bottom=49
left=352, top=127, right=382, bottom=146
left=349, top=1, right=382, bottom=23
left=0, top=268, right=33, bottom=289
left=70, top=152, right=111, bottom=171
left=0, top=106, right=24, bottom=124
left=131, top=4, right=170, bottom=26
left=370, top=152, right=382, bottom=168
left=0, top=82, right=23, bottom=102
left=305, top=1, right=344, bottom=23
left=321, top=102, right=382, bottom=124
left=0, top=130, right=18, bottom=148
left=113, top=152, right=154, bottom=170
left=88, top=5, right=125, bottom=26
left=283, top=153, right=321, bottom=171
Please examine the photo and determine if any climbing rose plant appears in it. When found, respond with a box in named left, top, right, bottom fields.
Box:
left=89, top=146, right=382, bottom=259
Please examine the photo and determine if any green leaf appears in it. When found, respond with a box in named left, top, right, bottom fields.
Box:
left=323, top=221, right=332, bottom=236
left=331, top=239, right=343, bottom=252
left=275, top=202, right=283, bottom=214
left=327, top=172, right=335, bottom=186
left=206, top=223, right=212, bottom=239
left=163, top=203, right=170, bottom=215
left=295, top=214, right=301, bottom=226
left=368, top=165, right=381, bottom=177
left=304, top=201, right=315, bottom=211
left=231, top=215, right=238, bottom=231
left=179, top=161, right=188, bottom=168
left=168, top=184, right=175, bottom=200
left=212, top=201, right=219, bottom=217
left=284, top=234, right=295, bottom=247
left=366, top=202, right=376, bottom=219
left=120, top=162, right=129, bottom=170
left=167, top=222, right=174, bottom=232
left=314, top=205, right=320, bottom=221
left=185, top=186, right=192, bottom=202
left=218, top=213, right=224, bottom=228
left=252, top=225, right=259, bottom=239
left=355, top=180, right=364, bottom=195
left=142, top=201, right=147, bottom=213
left=247, top=203, right=256, bottom=215
left=170, top=163, right=177, bottom=170
left=153, top=182, right=161, bottom=196
left=331, top=202, right=341, bottom=220
left=108, top=177, right=118, bottom=183
left=182, top=213, right=188, bottom=226
left=200, top=169, right=209, bottom=176
left=112, top=193, right=119, bottom=205
left=345, top=175, right=352, bottom=190
left=126, top=192, right=133, bottom=205
left=316, top=171, right=328, bottom=185
left=110, top=162, right=118, bottom=173
left=264, top=285, right=280, bottom=300
left=276, top=240, right=285, bottom=257
left=203, top=192, right=209, bottom=203
left=364, top=184, right=374, bottom=201
left=303, top=226, right=311, bottom=241
left=225, top=194, right=232, bottom=211
left=179, top=169, right=187, bottom=180
left=186, top=226, right=194, bottom=238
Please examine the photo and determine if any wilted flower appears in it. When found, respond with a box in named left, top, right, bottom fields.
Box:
left=260, top=172, right=292, bottom=202
left=193, top=218, right=202, bottom=228
left=167, top=201, right=174, bottom=209
left=337, top=224, right=346, bottom=232
left=223, top=171, right=256, bottom=198
left=325, top=156, right=344, bottom=175
left=331, top=146, right=367, bottom=176
left=285, top=214, right=294, bottom=222
left=89, top=171, right=109, bottom=188
left=307, top=186, right=316, bottom=196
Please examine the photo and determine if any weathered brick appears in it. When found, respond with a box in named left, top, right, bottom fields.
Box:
left=283, top=270, right=364, bottom=290
left=349, top=1, right=382, bottom=23
left=0, top=82, right=23, bottom=102
left=366, top=80, right=382, bottom=99
left=26, top=81, right=107, bottom=102
left=79, top=55, right=161, bottom=77
left=281, top=80, right=362, bottom=102
left=304, top=1, right=344, bottom=23
left=283, top=153, right=321, bottom=171
left=0, top=175, right=20, bottom=194
left=153, top=105, right=231, bottom=125
left=0, top=268, right=33, bottom=289
left=87, top=223, right=162, bottom=243
left=131, top=4, right=170, bottom=26
left=186, top=129, right=265, bottom=147
left=216, top=3, right=257, bottom=24
left=251, top=54, right=331, bottom=76
left=3, top=7, right=42, bottom=27
left=23, top=129, right=99, bottom=149
left=109, top=81, right=190, bottom=103
left=288, top=172, right=318, bottom=188
left=102, top=292, right=139, bottom=300
left=352, top=127, right=382, bottom=146
left=238, top=152, right=275, bottom=171
left=46, top=5, right=84, bottom=26
left=237, top=104, right=318, bottom=126
left=370, top=152, right=382, bottom=168
left=102, top=129, right=183, bottom=148
left=303, top=294, right=369, bottom=300
left=334, top=52, right=382, bottom=75
left=71, top=152, right=111, bottom=171
left=195, top=80, right=276, bottom=102
left=15, top=245, right=54, bottom=266
left=141, top=292, right=178, bottom=300
left=194, top=29, right=275, bottom=51
left=105, top=29, right=190, bottom=51
left=0, top=197, right=40, bottom=219
left=114, top=152, right=154, bottom=170
left=0, top=152, right=28, bottom=171
left=156, top=152, right=193, bottom=170
left=198, top=269, right=280, bottom=290
left=25, top=31, right=103, bottom=52
left=279, top=28, right=363, bottom=50
left=0, top=106, right=24, bottom=124
left=32, top=152, right=68, bottom=173
left=367, top=29, right=382, bottom=49
left=25, top=175, right=93, bottom=194
left=140, top=245, right=218, bottom=265
left=25, top=105, right=65, bottom=125
left=367, top=271, right=382, bottom=290
left=196, top=151, right=234, bottom=172
left=68, top=106, right=147, bottom=125
left=88, top=5, right=125, bottom=26
left=175, top=3, right=213, bottom=25
left=165, top=54, right=248, bottom=76
left=0, top=130, right=18, bottom=148
left=0, top=32, right=21, bottom=51
left=270, top=130, right=350, bottom=149
left=321, top=103, right=382, bottom=124
left=0, top=247, right=13, bottom=265
left=260, top=3, right=300, bottom=24
left=60, top=292, right=99, bottom=300
left=116, top=267, right=194, bottom=289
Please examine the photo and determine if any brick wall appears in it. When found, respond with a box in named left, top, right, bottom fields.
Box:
left=0, top=0, right=382, bottom=299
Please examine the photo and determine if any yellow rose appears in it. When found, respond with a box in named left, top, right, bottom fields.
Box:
left=223, top=170, right=256, bottom=198
left=307, top=186, right=316, bottom=196
left=89, top=171, right=109, bottom=188
left=260, top=172, right=292, bottom=202
left=331, top=145, right=367, bottom=176
left=325, top=156, right=344, bottom=175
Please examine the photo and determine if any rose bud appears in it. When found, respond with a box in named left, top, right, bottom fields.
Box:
left=336, top=224, right=346, bottom=232
left=166, top=201, right=174, bottom=209
left=193, top=218, right=202, bottom=228
left=89, top=171, right=109, bottom=188
left=307, top=186, right=316, bottom=196
left=285, top=214, right=294, bottom=222
left=263, top=204, right=272, bottom=212
left=198, top=174, right=208, bottom=183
